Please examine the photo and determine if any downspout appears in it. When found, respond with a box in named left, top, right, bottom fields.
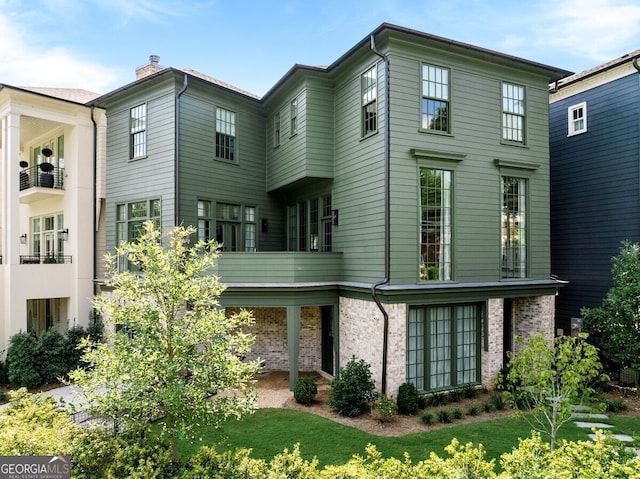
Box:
left=175, top=75, right=188, bottom=226
left=370, top=35, right=391, bottom=395
left=90, top=106, right=97, bottom=295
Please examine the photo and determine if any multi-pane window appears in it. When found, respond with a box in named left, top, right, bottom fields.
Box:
left=216, top=202, right=240, bottom=251
left=501, top=176, right=527, bottom=278
left=197, top=200, right=212, bottom=242
left=362, top=65, right=377, bottom=136
left=130, top=103, right=147, bottom=159
left=31, top=213, right=64, bottom=260
left=421, top=64, right=449, bottom=132
left=290, top=98, right=298, bottom=136
left=244, top=206, right=256, bottom=252
left=215, top=107, right=236, bottom=161
left=274, top=112, right=281, bottom=147
left=502, top=83, right=525, bottom=143
left=407, top=304, right=480, bottom=392
left=420, top=168, right=452, bottom=281
left=116, top=199, right=160, bottom=270
left=568, top=102, right=587, bottom=136
left=287, top=195, right=332, bottom=252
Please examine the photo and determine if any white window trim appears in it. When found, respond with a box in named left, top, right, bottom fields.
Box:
left=567, top=101, right=587, bottom=136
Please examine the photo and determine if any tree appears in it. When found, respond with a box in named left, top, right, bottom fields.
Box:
left=70, top=222, right=261, bottom=460
left=504, top=333, right=605, bottom=450
left=581, top=241, right=640, bottom=375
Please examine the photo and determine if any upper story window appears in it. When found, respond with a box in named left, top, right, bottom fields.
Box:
left=502, top=83, right=525, bottom=144
left=197, top=200, right=212, bottom=242
left=130, top=103, right=147, bottom=159
left=244, top=206, right=256, bottom=252
left=501, top=176, right=527, bottom=278
left=568, top=102, right=587, bottom=136
left=216, top=202, right=240, bottom=251
left=215, top=107, right=236, bottom=161
left=290, top=98, right=298, bottom=136
left=420, top=168, right=452, bottom=281
left=421, top=64, right=449, bottom=132
left=274, top=111, right=281, bottom=147
left=31, top=213, right=65, bottom=260
left=287, top=195, right=332, bottom=252
left=362, top=65, right=377, bottom=136
left=116, top=199, right=160, bottom=270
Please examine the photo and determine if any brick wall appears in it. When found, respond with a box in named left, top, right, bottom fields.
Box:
left=482, top=298, right=504, bottom=389
left=512, top=295, right=555, bottom=353
left=227, top=306, right=321, bottom=372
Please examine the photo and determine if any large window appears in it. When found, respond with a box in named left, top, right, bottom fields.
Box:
left=362, top=65, right=377, bottom=136
left=420, top=168, right=452, bottom=281
left=244, top=206, right=256, bottom=252
left=421, top=64, right=449, bottom=132
left=407, top=304, right=481, bottom=392
left=274, top=111, right=281, bottom=147
left=215, top=107, right=236, bottom=161
left=287, top=195, right=332, bottom=252
left=116, top=199, right=160, bottom=270
left=568, top=102, right=587, bottom=136
left=130, top=103, right=147, bottom=159
left=31, top=213, right=65, bottom=260
left=216, top=202, right=240, bottom=251
left=501, top=176, right=527, bottom=278
left=502, top=83, right=525, bottom=143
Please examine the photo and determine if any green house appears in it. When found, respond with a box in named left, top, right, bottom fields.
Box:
left=91, top=24, right=570, bottom=394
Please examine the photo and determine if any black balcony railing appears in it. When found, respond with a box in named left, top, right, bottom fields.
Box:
left=19, top=164, right=65, bottom=190
left=20, top=254, right=72, bottom=264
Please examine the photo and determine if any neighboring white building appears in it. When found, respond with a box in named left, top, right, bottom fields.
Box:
left=0, top=85, right=106, bottom=357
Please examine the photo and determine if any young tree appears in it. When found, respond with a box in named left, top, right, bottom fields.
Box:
left=581, top=241, right=640, bottom=375
left=504, top=333, right=605, bottom=450
left=70, top=222, right=260, bottom=459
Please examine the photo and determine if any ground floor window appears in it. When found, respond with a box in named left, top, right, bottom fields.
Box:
left=27, top=298, right=64, bottom=338
left=407, top=303, right=481, bottom=392
left=31, top=213, right=65, bottom=260
left=116, top=198, right=160, bottom=270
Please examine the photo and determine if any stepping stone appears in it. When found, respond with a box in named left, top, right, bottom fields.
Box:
left=574, top=421, right=614, bottom=429
left=589, top=433, right=635, bottom=442
left=570, top=405, right=592, bottom=412
left=571, top=412, right=609, bottom=419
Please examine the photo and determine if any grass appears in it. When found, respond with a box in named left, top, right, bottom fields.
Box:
left=174, top=408, right=638, bottom=468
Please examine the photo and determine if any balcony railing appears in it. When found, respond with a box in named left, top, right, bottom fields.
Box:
left=19, top=165, right=65, bottom=190
left=20, top=254, right=73, bottom=264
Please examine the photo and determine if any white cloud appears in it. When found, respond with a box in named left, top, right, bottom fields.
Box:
left=536, top=0, right=640, bottom=62
left=0, top=12, right=120, bottom=93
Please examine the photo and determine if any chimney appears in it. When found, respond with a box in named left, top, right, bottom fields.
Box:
left=135, top=55, right=164, bottom=80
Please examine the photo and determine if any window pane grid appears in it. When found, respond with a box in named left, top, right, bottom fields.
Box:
left=501, top=177, right=527, bottom=278
left=420, top=169, right=452, bottom=281
left=456, top=305, right=477, bottom=384
left=421, top=65, right=449, bottom=132
left=215, top=108, right=236, bottom=161
left=502, top=83, right=525, bottom=142
left=130, top=104, right=146, bottom=158
left=429, top=307, right=451, bottom=389
left=362, top=66, right=377, bottom=136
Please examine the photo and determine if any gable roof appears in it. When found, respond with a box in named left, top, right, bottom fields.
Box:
left=552, top=48, right=640, bottom=90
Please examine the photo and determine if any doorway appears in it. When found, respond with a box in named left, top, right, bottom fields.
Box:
left=321, top=306, right=334, bottom=375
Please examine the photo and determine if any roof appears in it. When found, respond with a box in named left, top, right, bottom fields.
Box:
left=18, top=86, right=101, bottom=103
left=552, top=48, right=640, bottom=89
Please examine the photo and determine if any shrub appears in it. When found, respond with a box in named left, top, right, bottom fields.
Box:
left=602, top=397, right=628, bottom=413
left=437, top=409, right=452, bottom=423
left=37, top=329, right=67, bottom=384
left=182, top=446, right=268, bottom=478
left=6, top=332, right=41, bottom=389
left=396, top=382, right=419, bottom=415
left=294, top=377, right=318, bottom=406
left=448, top=388, right=462, bottom=403
left=451, top=408, right=464, bottom=420
left=463, top=384, right=477, bottom=399
left=466, top=404, right=481, bottom=416
left=372, top=394, right=398, bottom=423
left=490, top=393, right=507, bottom=411
left=428, top=391, right=446, bottom=407
left=0, top=359, right=8, bottom=385
left=483, top=401, right=495, bottom=413
left=420, top=410, right=435, bottom=425
left=328, top=356, right=377, bottom=417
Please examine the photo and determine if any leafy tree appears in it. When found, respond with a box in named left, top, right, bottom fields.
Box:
left=70, top=222, right=261, bottom=460
left=581, top=241, right=640, bottom=375
left=504, top=333, right=605, bottom=450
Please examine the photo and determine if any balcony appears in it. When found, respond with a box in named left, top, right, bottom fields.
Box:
left=20, top=254, right=73, bottom=264
left=19, top=164, right=65, bottom=204
left=214, top=252, right=343, bottom=284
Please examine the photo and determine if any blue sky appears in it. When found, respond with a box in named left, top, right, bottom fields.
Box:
left=2, top=0, right=640, bottom=97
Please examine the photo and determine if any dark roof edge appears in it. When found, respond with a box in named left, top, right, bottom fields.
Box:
left=261, top=23, right=573, bottom=101
left=551, top=49, right=640, bottom=90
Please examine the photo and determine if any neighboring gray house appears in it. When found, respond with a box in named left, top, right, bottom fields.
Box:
left=550, top=51, right=640, bottom=334
left=91, top=24, right=569, bottom=395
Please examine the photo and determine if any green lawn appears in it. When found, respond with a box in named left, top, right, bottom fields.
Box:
left=177, top=408, right=640, bottom=468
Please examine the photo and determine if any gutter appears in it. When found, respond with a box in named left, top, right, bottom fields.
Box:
left=90, top=106, right=97, bottom=295
left=370, top=35, right=391, bottom=395
left=175, top=75, right=188, bottom=226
